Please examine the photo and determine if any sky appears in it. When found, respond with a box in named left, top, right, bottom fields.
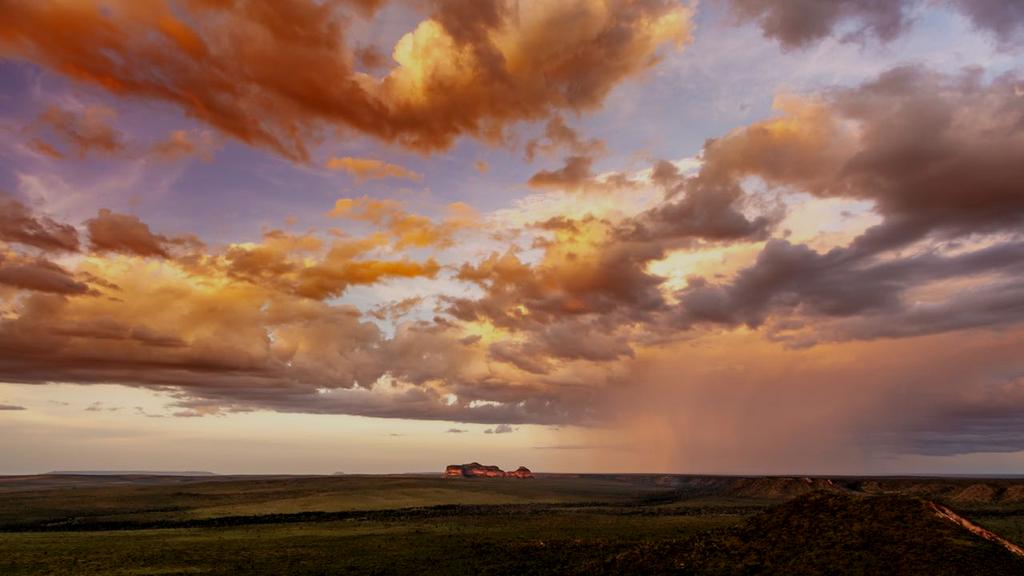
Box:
left=0, top=0, right=1023, bottom=476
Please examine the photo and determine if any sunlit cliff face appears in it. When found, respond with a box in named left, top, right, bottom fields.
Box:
left=1, top=0, right=1023, bottom=474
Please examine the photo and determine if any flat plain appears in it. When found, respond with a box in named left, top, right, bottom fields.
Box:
left=1, top=474, right=1023, bottom=575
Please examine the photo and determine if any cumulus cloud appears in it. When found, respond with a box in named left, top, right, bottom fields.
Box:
left=484, top=423, right=515, bottom=434
left=0, top=202, right=591, bottom=425
left=1, top=59, right=1024, bottom=466
left=86, top=209, right=179, bottom=258
left=665, top=67, right=1024, bottom=345
left=0, top=0, right=694, bottom=161
left=438, top=64, right=1024, bottom=459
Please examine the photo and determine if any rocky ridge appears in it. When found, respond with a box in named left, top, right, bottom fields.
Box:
left=444, top=462, right=534, bottom=479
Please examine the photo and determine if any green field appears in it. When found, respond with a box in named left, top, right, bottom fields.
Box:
left=1, top=474, right=1022, bottom=575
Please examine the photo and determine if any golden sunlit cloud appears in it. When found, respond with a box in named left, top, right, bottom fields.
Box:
left=0, top=0, right=695, bottom=160
left=325, top=156, right=422, bottom=182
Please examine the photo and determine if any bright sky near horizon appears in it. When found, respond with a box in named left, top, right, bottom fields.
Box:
left=1, top=0, right=1024, bottom=475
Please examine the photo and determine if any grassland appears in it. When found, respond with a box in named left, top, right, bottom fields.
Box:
left=0, top=474, right=1022, bottom=575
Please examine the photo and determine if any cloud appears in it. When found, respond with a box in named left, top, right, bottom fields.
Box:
left=329, top=196, right=479, bottom=249
left=84, top=401, right=121, bottom=413
left=675, top=239, right=1024, bottom=340
left=27, top=138, right=64, bottom=159
left=86, top=209, right=176, bottom=258
left=0, top=255, right=91, bottom=295
left=728, top=0, right=1024, bottom=49
left=527, top=156, right=597, bottom=190
left=0, top=204, right=591, bottom=426
left=25, top=106, right=219, bottom=162
left=369, top=297, right=424, bottom=321
left=661, top=67, right=1024, bottom=344
left=219, top=228, right=442, bottom=300
left=325, top=157, right=421, bottom=182
left=149, top=130, right=221, bottom=162
left=525, top=116, right=605, bottom=161
left=619, top=174, right=774, bottom=247
left=0, top=404, right=26, bottom=411
left=484, top=423, right=515, bottom=434
left=0, top=0, right=694, bottom=161
left=446, top=428, right=468, bottom=434
left=2, top=56, right=1024, bottom=469
left=31, top=104, right=126, bottom=158
left=949, top=0, right=1024, bottom=46
left=0, top=197, right=80, bottom=252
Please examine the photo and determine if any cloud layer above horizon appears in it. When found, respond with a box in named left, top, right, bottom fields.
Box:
left=1, top=0, right=1023, bottom=473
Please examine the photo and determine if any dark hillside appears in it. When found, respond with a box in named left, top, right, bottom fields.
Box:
left=599, top=492, right=1024, bottom=575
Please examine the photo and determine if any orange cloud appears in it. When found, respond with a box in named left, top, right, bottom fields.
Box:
left=326, top=157, right=421, bottom=182
left=0, top=197, right=80, bottom=252
left=0, top=253, right=91, bottom=295
left=527, top=155, right=596, bottom=190
left=86, top=209, right=177, bottom=258
left=0, top=0, right=694, bottom=160
left=525, top=116, right=605, bottom=161
left=26, top=138, right=64, bottom=159
left=31, top=104, right=126, bottom=159
left=149, top=129, right=221, bottom=162
left=329, top=196, right=479, bottom=249
left=218, top=228, right=440, bottom=300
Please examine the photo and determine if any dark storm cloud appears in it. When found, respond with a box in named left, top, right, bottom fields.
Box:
left=875, top=369, right=1024, bottom=457
left=663, top=66, right=1024, bottom=345
left=830, top=68, right=1024, bottom=252
left=676, top=239, right=1024, bottom=333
